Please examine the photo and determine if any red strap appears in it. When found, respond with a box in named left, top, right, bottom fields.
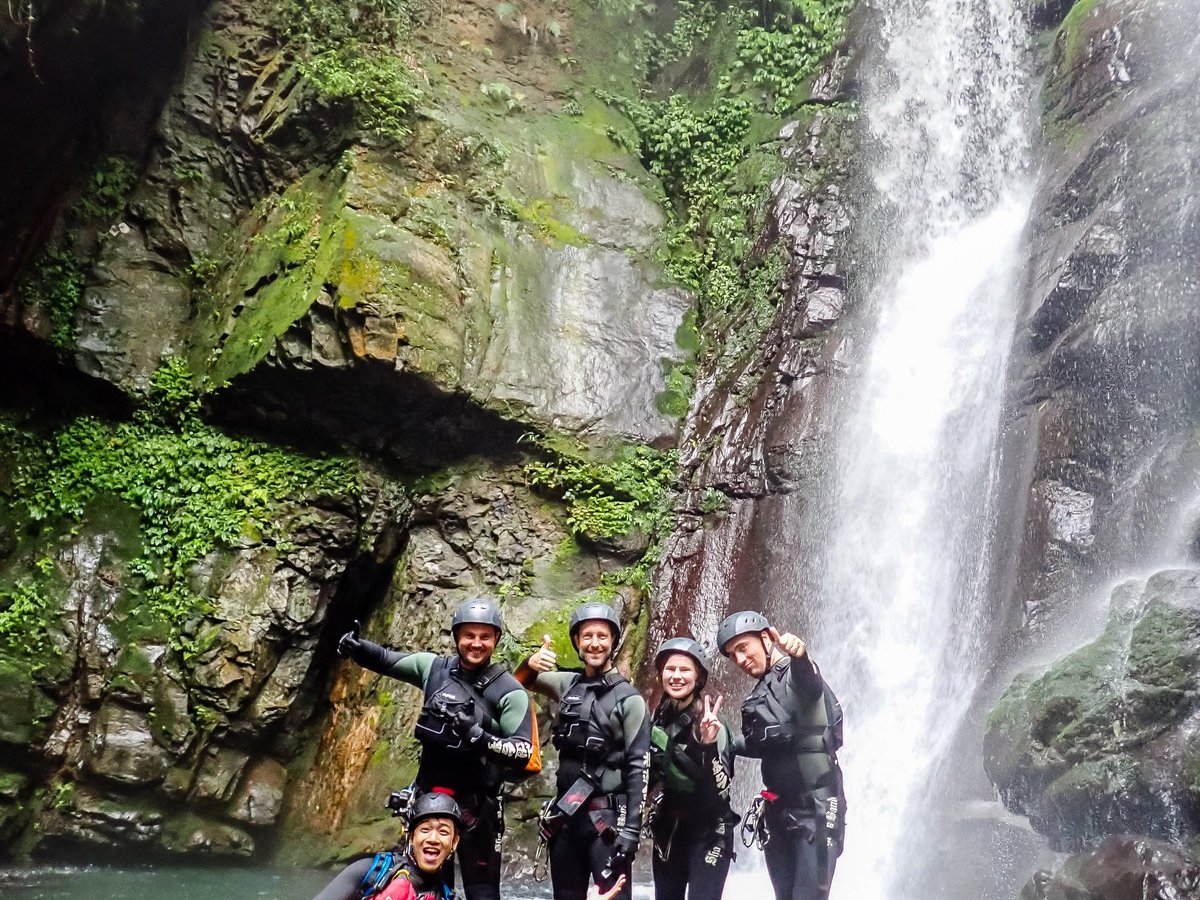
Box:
left=430, top=786, right=455, bottom=796
left=761, top=791, right=778, bottom=802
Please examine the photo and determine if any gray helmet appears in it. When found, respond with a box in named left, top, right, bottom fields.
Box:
left=655, top=637, right=710, bottom=688
left=717, top=610, right=771, bottom=655
left=410, top=790, right=461, bottom=830
left=655, top=637, right=710, bottom=677
left=451, top=597, right=503, bottom=636
left=568, top=602, right=622, bottom=644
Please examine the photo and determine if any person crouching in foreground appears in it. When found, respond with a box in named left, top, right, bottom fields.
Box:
left=647, top=638, right=737, bottom=900
left=516, top=603, right=650, bottom=900
left=717, top=612, right=846, bottom=900
left=314, top=791, right=462, bottom=900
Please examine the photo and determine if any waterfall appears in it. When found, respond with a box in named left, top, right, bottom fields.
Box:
left=809, top=2, right=1033, bottom=897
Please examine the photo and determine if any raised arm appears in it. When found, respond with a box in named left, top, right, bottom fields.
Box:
left=337, top=625, right=435, bottom=688
left=767, top=626, right=823, bottom=699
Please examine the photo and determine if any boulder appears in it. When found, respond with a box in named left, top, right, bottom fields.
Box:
left=986, top=570, right=1200, bottom=850
left=226, top=757, right=288, bottom=826
left=1021, top=836, right=1200, bottom=900
left=85, top=702, right=172, bottom=786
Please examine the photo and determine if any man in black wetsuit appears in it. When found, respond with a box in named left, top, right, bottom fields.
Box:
left=337, top=598, right=535, bottom=900
left=517, top=602, right=650, bottom=900
left=717, top=611, right=846, bottom=900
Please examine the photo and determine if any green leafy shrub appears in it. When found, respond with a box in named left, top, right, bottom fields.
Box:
left=2, top=361, right=361, bottom=649
left=18, top=249, right=86, bottom=349
left=523, top=438, right=678, bottom=541
left=280, top=0, right=421, bottom=141
left=0, top=575, right=59, bottom=662
left=18, top=155, right=139, bottom=350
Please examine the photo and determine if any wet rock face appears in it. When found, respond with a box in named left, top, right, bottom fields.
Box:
left=986, top=570, right=1200, bottom=852
left=652, top=70, right=856, bottom=640
left=1021, top=836, right=1200, bottom=900
left=57, top=0, right=689, bottom=451
left=1008, top=0, right=1200, bottom=632
left=0, top=473, right=409, bottom=860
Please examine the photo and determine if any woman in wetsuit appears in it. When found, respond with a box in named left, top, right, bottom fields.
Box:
left=647, top=638, right=738, bottom=900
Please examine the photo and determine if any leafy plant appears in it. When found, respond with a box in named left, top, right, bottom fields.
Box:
left=2, top=360, right=361, bottom=651
left=480, top=81, right=526, bottom=112
left=18, top=249, right=86, bottom=349
left=523, top=436, right=678, bottom=541
left=0, top=575, right=60, bottom=661
left=77, top=157, right=137, bottom=221
left=280, top=0, right=421, bottom=141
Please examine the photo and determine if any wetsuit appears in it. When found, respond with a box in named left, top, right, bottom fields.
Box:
left=647, top=698, right=737, bottom=900
left=345, top=642, right=535, bottom=900
left=313, top=851, right=457, bottom=900
left=736, top=655, right=845, bottom=900
left=525, top=668, right=650, bottom=900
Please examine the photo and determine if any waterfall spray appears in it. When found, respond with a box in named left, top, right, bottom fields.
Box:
left=810, top=2, right=1033, bottom=897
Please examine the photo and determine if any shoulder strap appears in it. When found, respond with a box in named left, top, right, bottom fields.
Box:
left=422, top=656, right=453, bottom=701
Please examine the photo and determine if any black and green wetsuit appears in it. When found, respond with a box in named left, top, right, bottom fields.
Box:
left=346, top=642, right=534, bottom=900
left=525, top=668, right=650, bottom=900
left=736, top=654, right=845, bottom=900
left=648, top=697, right=737, bottom=900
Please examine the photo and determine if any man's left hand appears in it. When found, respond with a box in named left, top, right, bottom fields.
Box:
left=767, top=626, right=807, bottom=658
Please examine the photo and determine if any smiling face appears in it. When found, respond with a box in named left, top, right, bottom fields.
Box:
left=723, top=632, right=769, bottom=678
left=455, top=623, right=499, bottom=668
left=574, top=621, right=615, bottom=673
left=410, top=816, right=459, bottom=873
left=659, top=653, right=700, bottom=702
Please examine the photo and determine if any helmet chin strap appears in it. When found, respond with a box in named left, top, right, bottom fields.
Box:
left=761, top=632, right=780, bottom=664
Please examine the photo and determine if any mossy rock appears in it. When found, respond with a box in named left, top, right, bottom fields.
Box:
left=1036, top=755, right=1160, bottom=852
left=986, top=569, right=1200, bottom=850
left=0, top=659, right=56, bottom=747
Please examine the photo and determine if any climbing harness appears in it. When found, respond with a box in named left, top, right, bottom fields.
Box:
left=741, top=790, right=776, bottom=849
left=641, top=788, right=663, bottom=839
left=533, top=799, right=558, bottom=883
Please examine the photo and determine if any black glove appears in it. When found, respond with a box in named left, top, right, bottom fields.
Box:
left=605, top=833, right=637, bottom=875
left=450, top=705, right=485, bottom=745
left=337, top=621, right=364, bottom=659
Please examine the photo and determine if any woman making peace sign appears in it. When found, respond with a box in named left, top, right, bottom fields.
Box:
left=647, top=639, right=738, bottom=900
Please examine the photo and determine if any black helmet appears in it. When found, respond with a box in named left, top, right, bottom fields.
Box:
left=410, top=790, right=461, bottom=830
left=655, top=637, right=709, bottom=688
left=717, top=610, right=771, bottom=655
left=451, top=597, right=503, bottom=636
left=568, top=602, right=622, bottom=645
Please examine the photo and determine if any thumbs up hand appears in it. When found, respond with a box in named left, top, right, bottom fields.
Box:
left=528, top=634, right=558, bottom=673
left=767, top=626, right=807, bottom=658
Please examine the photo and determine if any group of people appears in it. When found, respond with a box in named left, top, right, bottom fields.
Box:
left=314, top=598, right=845, bottom=900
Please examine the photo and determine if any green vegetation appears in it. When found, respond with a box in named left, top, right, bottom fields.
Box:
left=523, top=435, right=679, bottom=594
left=18, top=155, right=138, bottom=349
left=279, top=0, right=421, bottom=141
left=0, top=561, right=60, bottom=664
left=0, top=359, right=360, bottom=652
left=523, top=436, right=678, bottom=541
left=18, top=249, right=87, bottom=350
left=592, top=0, right=851, bottom=374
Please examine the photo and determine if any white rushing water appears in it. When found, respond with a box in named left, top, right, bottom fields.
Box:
left=810, top=2, right=1033, bottom=898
